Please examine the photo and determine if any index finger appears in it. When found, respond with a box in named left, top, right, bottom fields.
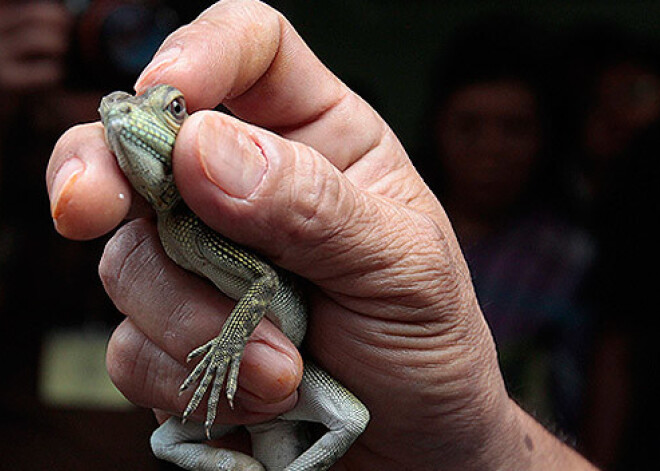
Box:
left=135, top=0, right=399, bottom=174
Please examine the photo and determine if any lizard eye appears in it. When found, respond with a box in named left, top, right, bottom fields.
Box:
left=166, top=96, right=187, bottom=121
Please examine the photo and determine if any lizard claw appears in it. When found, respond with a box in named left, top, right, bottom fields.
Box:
left=178, top=335, right=246, bottom=431
left=186, top=343, right=209, bottom=362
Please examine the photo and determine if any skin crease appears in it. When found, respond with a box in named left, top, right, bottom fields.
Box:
left=45, top=1, right=598, bottom=470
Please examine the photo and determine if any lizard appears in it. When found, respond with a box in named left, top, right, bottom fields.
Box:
left=98, top=84, right=370, bottom=471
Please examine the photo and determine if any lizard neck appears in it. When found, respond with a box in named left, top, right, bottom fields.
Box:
left=145, top=177, right=182, bottom=213
left=155, top=198, right=199, bottom=227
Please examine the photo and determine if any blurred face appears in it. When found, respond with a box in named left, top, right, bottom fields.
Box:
left=436, top=79, right=541, bottom=217
left=584, top=62, right=660, bottom=160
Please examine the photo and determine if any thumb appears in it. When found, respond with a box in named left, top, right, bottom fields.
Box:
left=173, top=111, right=455, bottom=310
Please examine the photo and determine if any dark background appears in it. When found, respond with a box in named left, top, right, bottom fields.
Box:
left=272, top=0, right=660, bottom=150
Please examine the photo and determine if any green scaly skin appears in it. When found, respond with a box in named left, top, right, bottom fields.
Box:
left=99, top=85, right=369, bottom=471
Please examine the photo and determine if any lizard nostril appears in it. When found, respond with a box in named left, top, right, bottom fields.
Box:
left=118, top=104, right=132, bottom=114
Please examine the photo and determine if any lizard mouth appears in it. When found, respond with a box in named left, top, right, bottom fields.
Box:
left=99, top=113, right=127, bottom=159
left=103, top=115, right=127, bottom=136
left=99, top=92, right=135, bottom=153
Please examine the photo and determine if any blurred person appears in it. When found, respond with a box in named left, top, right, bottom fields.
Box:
left=555, top=23, right=660, bottom=218
left=556, top=24, right=660, bottom=469
left=582, top=118, right=660, bottom=470
left=415, top=16, right=596, bottom=440
left=0, top=1, right=204, bottom=469
left=0, top=1, right=71, bottom=94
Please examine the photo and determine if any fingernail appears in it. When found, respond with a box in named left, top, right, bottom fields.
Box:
left=135, top=45, right=182, bottom=92
left=197, top=115, right=267, bottom=198
left=50, top=157, right=85, bottom=220
left=240, top=341, right=301, bottom=403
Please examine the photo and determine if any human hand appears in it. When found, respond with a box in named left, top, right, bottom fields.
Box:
left=0, top=2, right=71, bottom=93
left=46, top=1, right=595, bottom=469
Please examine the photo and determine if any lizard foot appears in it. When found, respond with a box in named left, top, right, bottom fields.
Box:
left=179, top=334, right=246, bottom=438
left=151, top=418, right=265, bottom=471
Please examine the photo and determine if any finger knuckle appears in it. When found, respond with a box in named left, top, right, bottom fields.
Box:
left=105, top=322, right=148, bottom=404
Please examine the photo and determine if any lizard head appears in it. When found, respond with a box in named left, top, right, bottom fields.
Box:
left=99, top=84, right=188, bottom=212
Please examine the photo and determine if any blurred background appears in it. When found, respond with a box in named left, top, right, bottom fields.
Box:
left=1, top=0, right=658, bottom=469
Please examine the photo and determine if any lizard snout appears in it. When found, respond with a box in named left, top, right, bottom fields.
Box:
left=99, top=91, right=134, bottom=122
